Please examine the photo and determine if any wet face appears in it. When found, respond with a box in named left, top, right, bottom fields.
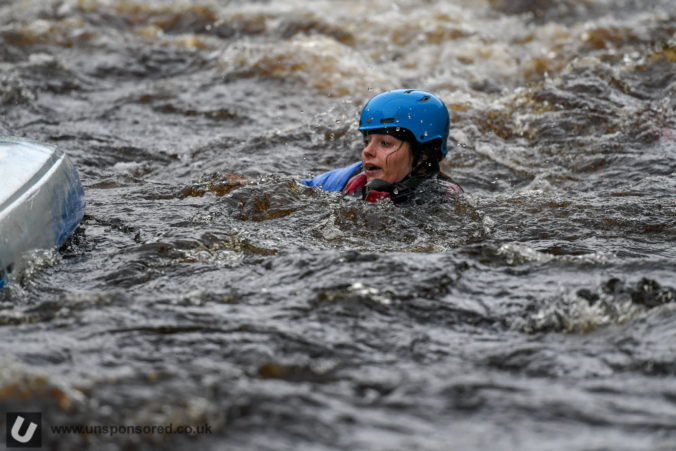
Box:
left=361, top=133, right=414, bottom=184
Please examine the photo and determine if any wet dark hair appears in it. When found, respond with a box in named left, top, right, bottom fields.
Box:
left=410, top=139, right=444, bottom=176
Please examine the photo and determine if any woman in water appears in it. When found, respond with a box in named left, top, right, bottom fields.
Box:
left=302, top=89, right=462, bottom=204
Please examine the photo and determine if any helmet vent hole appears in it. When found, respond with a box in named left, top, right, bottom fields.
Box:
left=404, top=89, right=414, bottom=94
left=380, top=117, right=395, bottom=124
left=418, top=96, right=430, bottom=102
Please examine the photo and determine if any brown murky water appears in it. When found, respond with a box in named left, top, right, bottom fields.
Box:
left=1, top=0, right=675, bottom=449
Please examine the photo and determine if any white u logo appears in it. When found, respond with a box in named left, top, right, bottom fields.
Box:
left=10, top=415, right=38, bottom=444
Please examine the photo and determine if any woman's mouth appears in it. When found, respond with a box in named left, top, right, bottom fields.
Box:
left=364, top=163, right=381, bottom=175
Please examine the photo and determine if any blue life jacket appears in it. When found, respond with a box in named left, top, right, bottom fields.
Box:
left=301, top=161, right=362, bottom=192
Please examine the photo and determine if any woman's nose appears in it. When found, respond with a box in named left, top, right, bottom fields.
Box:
left=363, top=140, right=375, bottom=157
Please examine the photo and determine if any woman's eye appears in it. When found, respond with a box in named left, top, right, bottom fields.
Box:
left=363, top=137, right=397, bottom=148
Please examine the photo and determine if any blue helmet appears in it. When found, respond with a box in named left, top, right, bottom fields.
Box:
left=358, top=89, right=450, bottom=158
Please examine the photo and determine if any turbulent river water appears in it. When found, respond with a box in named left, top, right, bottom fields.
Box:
left=1, top=0, right=675, bottom=449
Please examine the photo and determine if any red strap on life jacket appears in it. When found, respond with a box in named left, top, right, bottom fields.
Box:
left=342, top=173, right=367, bottom=195
left=342, top=173, right=391, bottom=203
left=365, top=190, right=390, bottom=202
